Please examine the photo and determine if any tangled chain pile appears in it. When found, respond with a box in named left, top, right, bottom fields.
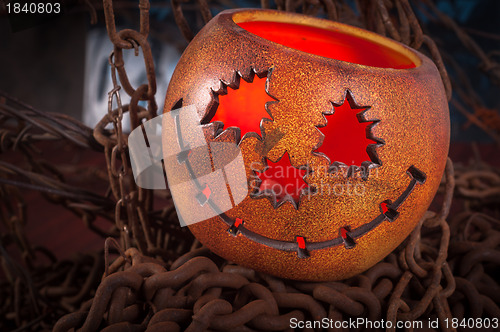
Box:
left=1, top=0, right=500, bottom=331
left=2, top=145, right=499, bottom=330
left=52, top=159, right=500, bottom=331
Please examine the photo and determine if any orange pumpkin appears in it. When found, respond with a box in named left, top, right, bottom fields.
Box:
left=162, top=9, right=449, bottom=281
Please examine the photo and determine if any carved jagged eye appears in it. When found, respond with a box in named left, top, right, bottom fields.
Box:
left=316, top=92, right=380, bottom=167
left=209, top=74, right=275, bottom=138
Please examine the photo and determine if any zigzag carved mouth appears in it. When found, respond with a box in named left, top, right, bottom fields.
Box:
left=216, top=164, right=425, bottom=258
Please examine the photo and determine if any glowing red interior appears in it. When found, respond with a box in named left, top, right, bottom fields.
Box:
left=237, top=21, right=416, bottom=69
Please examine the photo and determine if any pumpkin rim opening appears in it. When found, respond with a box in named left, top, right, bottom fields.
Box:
left=232, top=10, right=421, bottom=70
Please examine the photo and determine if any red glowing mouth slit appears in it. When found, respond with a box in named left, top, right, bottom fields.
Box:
left=237, top=21, right=416, bottom=69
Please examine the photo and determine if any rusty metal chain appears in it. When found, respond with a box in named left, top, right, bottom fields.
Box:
left=93, top=0, right=167, bottom=257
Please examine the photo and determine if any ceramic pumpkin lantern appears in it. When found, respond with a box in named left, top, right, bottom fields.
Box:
left=162, top=9, right=449, bottom=281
